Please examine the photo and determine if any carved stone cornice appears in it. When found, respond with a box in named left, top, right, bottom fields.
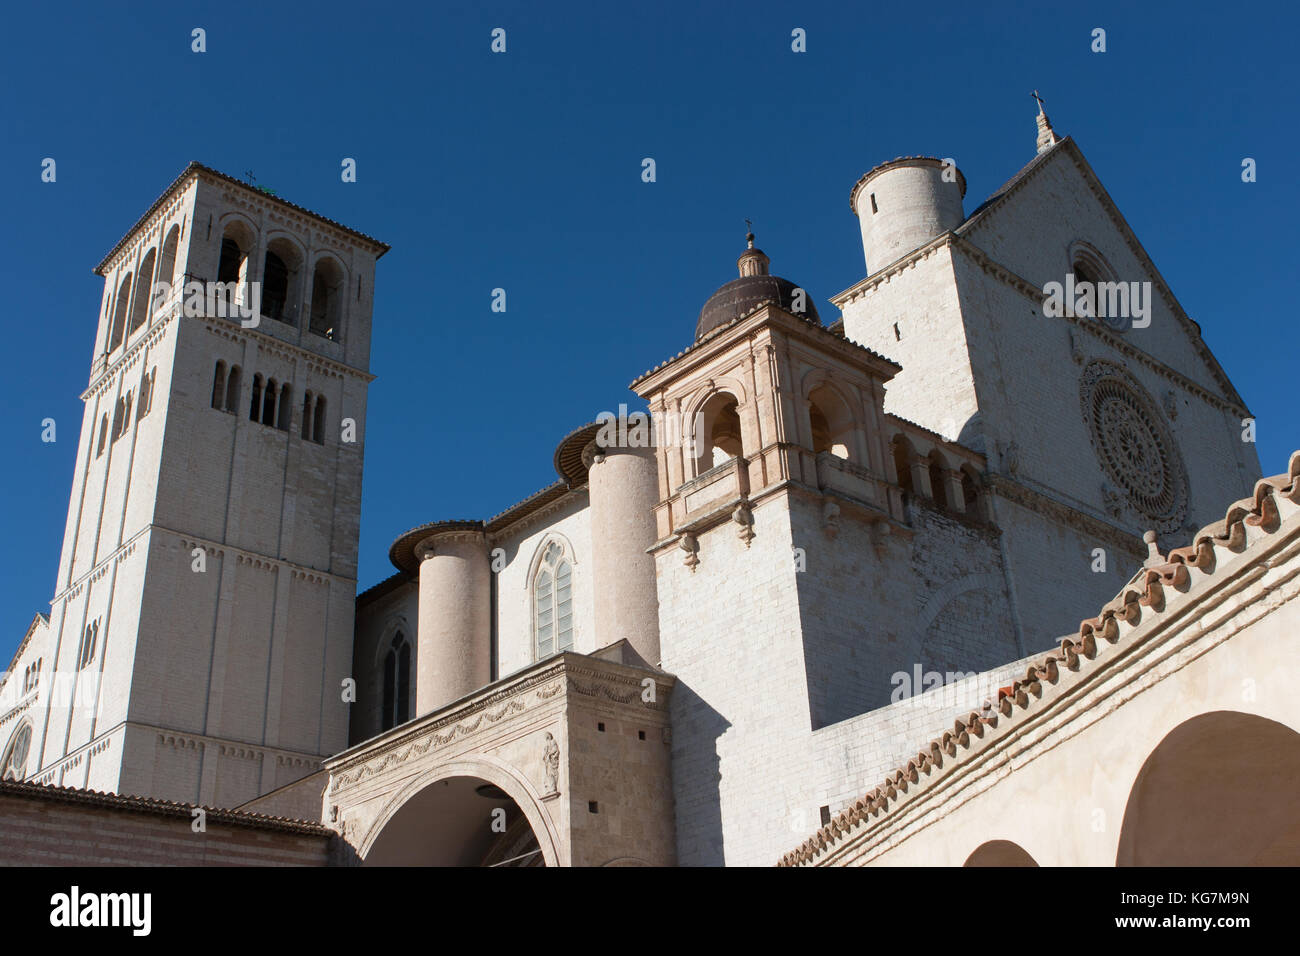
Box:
left=326, top=653, right=673, bottom=794
left=986, top=473, right=1145, bottom=557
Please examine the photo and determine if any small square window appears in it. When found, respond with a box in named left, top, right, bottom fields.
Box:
left=597, top=722, right=605, bottom=733
left=588, top=801, right=599, bottom=814
left=819, top=805, right=831, bottom=826
left=638, top=730, right=646, bottom=741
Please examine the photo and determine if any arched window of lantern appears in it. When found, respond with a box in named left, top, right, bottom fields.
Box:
left=533, top=540, right=574, bottom=659
left=807, top=382, right=855, bottom=461
left=693, top=391, right=744, bottom=475
left=96, top=414, right=108, bottom=458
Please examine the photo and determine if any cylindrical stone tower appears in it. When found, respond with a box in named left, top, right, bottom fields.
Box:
left=586, top=441, right=662, bottom=666
left=415, top=527, right=491, bottom=715
left=849, top=157, right=966, bottom=274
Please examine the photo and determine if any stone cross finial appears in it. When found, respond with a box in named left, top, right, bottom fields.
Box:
left=1032, top=90, right=1060, bottom=155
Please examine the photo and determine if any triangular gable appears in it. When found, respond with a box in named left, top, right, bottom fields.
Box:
left=957, top=138, right=1247, bottom=410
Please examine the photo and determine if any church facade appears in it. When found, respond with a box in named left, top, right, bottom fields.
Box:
left=3, top=110, right=1292, bottom=866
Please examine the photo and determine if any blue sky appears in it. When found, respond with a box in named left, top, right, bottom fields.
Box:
left=1, top=1, right=1296, bottom=661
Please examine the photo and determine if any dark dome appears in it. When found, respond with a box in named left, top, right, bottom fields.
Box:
left=696, top=273, right=820, bottom=340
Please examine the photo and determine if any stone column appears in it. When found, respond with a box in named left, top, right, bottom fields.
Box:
left=587, top=443, right=662, bottom=666
left=944, top=470, right=967, bottom=514
left=415, top=529, right=490, bottom=716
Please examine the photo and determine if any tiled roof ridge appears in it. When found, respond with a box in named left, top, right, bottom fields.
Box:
left=0, top=779, right=332, bottom=835
left=94, top=161, right=390, bottom=275
left=778, top=449, right=1300, bottom=867
left=630, top=299, right=899, bottom=390
left=882, top=412, right=984, bottom=459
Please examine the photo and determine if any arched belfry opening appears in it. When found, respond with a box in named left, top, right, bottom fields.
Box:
left=807, top=384, right=854, bottom=460
left=891, top=435, right=916, bottom=496
left=1116, top=711, right=1300, bottom=865
left=363, top=775, right=549, bottom=867
left=695, top=392, right=743, bottom=473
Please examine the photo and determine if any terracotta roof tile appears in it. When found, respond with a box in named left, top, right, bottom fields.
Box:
left=778, top=449, right=1300, bottom=866
left=0, top=780, right=332, bottom=835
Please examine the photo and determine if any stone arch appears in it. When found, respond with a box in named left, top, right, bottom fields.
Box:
left=359, top=754, right=562, bottom=867
left=263, top=232, right=306, bottom=324
left=157, top=224, right=180, bottom=297
left=528, top=536, right=576, bottom=659
left=129, top=247, right=157, bottom=336
left=964, top=840, right=1038, bottom=866
left=217, top=215, right=257, bottom=278
left=1, top=719, right=34, bottom=781
left=521, top=531, right=580, bottom=589
left=927, top=449, right=951, bottom=511
left=1116, top=710, right=1300, bottom=865
left=108, top=271, right=132, bottom=352
left=372, top=614, right=415, bottom=668
left=307, top=253, right=348, bottom=340
left=913, top=572, right=1015, bottom=683
left=890, top=433, right=917, bottom=495
left=800, top=372, right=859, bottom=461
left=689, top=389, right=746, bottom=475
left=1066, top=238, right=1118, bottom=286
left=959, top=463, right=983, bottom=520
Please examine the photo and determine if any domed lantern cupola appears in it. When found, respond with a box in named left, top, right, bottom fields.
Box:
left=694, top=227, right=820, bottom=341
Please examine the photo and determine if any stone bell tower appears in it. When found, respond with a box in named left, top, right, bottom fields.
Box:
left=631, top=232, right=914, bottom=863
left=30, top=163, right=388, bottom=808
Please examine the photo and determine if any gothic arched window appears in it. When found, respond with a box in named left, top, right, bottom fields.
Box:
left=381, top=630, right=411, bottom=732
left=534, top=542, right=574, bottom=659
left=79, top=619, right=99, bottom=669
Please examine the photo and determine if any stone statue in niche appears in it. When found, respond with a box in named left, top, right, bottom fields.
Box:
left=542, top=732, right=560, bottom=795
